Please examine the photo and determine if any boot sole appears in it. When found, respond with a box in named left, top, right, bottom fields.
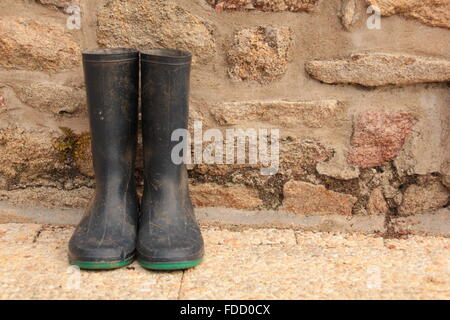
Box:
left=138, top=258, right=202, bottom=270
left=70, top=257, right=134, bottom=270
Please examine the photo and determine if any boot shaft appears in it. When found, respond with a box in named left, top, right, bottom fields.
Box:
left=82, top=48, right=139, bottom=190
left=140, top=49, right=192, bottom=180
left=140, top=48, right=193, bottom=215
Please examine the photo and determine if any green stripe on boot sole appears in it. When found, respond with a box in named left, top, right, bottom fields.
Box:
left=70, top=257, right=134, bottom=270
left=139, top=258, right=202, bottom=270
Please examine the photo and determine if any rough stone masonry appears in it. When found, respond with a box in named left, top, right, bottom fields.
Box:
left=0, top=0, right=448, bottom=229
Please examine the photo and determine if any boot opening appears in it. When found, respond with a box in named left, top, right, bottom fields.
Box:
left=83, top=48, right=138, bottom=55
left=140, top=48, right=192, bottom=64
left=82, top=48, right=139, bottom=61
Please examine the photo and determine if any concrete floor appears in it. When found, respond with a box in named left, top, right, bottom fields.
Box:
left=0, top=223, right=448, bottom=299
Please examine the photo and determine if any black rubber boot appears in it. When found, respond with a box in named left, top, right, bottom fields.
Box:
left=68, top=48, right=140, bottom=270
left=137, top=49, right=204, bottom=270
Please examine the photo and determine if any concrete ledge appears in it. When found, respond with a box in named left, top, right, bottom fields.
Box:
left=196, top=207, right=386, bottom=234
left=0, top=201, right=448, bottom=237
left=389, top=209, right=450, bottom=237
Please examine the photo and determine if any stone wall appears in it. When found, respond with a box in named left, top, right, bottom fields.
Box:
left=0, top=0, right=449, bottom=228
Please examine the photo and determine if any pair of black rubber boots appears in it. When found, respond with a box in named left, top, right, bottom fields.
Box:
left=68, top=48, right=204, bottom=270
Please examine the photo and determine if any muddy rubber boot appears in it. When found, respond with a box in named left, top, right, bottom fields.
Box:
left=137, top=49, right=204, bottom=270
left=68, top=48, right=140, bottom=270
